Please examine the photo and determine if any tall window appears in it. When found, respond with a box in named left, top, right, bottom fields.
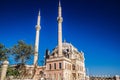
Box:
left=72, top=64, right=75, bottom=70
left=54, top=63, right=56, bottom=69
left=49, top=64, right=51, bottom=70
left=59, top=63, right=62, bottom=69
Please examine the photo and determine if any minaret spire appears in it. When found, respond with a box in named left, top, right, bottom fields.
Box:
left=37, top=10, right=40, bottom=25
left=34, top=10, right=41, bottom=65
left=59, top=0, right=61, bottom=7
left=57, top=0, right=63, bottom=57
left=58, top=0, right=62, bottom=17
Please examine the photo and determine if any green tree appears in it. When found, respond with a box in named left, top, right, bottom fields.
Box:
left=0, top=43, right=9, bottom=64
left=7, top=66, right=20, bottom=77
left=11, top=40, right=34, bottom=64
left=11, top=40, right=34, bottom=78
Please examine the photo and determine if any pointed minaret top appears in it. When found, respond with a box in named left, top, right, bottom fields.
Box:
left=38, top=10, right=40, bottom=16
left=37, top=10, right=41, bottom=25
left=59, top=0, right=61, bottom=7
left=58, top=0, right=62, bottom=17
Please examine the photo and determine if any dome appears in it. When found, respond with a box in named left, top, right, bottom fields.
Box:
left=52, top=41, right=79, bottom=54
left=62, top=42, right=72, bottom=47
left=48, top=41, right=84, bottom=60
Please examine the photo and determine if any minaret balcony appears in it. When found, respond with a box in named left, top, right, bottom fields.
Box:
left=57, top=17, right=63, bottom=22
left=36, top=25, right=41, bottom=30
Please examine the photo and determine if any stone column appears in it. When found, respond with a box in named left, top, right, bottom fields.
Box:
left=115, top=75, right=119, bottom=80
left=85, top=76, right=89, bottom=80
left=0, top=60, right=9, bottom=80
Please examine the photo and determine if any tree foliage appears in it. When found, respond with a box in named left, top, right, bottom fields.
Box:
left=0, top=43, right=9, bottom=64
left=0, top=40, right=34, bottom=79
left=7, top=66, right=20, bottom=77
left=10, top=40, right=34, bottom=78
left=11, top=40, right=34, bottom=64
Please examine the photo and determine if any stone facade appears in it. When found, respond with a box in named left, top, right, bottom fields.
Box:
left=45, top=42, right=86, bottom=80
left=25, top=42, right=86, bottom=80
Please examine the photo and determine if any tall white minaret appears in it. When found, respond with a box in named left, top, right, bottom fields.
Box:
left=34, top=10, right=41, bottom=65
left=57, top=0, right=63, bottom=57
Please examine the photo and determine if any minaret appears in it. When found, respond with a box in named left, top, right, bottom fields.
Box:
left=34, top=10, right=41, bottom=65
left=57, top=0, right=63, bottom=57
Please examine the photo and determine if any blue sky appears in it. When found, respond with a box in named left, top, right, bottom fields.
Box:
left=0, top=0, right=120, bottom=75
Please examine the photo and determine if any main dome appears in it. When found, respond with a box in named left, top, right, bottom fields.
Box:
left=46, top=41, right=84, bottom=60
left=52, top=41, right=79, bottom=55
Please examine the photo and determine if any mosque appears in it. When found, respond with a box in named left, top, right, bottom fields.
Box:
left=18, top=1, right=120, bottom=79
left=0, top=0, right=120, bottom=80
left=32, top=1, right=87, bottom=80
left=26, top=1, right=87, bottom=80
